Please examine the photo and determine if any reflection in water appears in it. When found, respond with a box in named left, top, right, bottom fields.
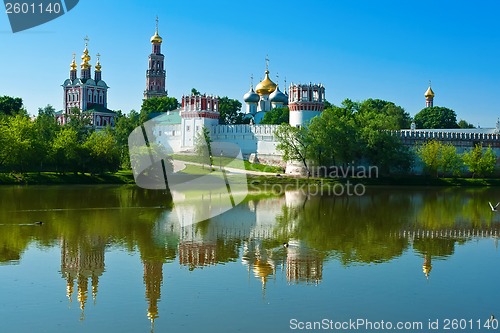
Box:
left=60, top=236, right=106, bottom=320
left=1, top=185, right=500, bottom=330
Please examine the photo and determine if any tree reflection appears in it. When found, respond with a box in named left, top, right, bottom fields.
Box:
left=2, top=185, right=500, bottom=326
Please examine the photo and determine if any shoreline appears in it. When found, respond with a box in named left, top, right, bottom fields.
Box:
left=1, top=171, right=500, bottom=187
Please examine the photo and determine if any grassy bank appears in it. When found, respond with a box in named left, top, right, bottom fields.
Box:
left=1, top=169, right=499, bottom=187
left=247, top=174, right=500, bottom=188
left=0, top=170, right=135, bottom=185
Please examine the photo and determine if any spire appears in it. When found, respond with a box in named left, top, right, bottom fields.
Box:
left=250, top=74, right=254, bottom=88
left=265, top=54, right=269, bottom=72
left=150, top=16, right=163, bottom=44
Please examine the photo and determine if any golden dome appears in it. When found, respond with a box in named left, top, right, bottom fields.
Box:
left=80, top=48, right=91, bottom=69
left=70, top=54, right=77, bottom=71
left=150, top=32, right=162, bottom=44
left=95, top=53, right=101, bottom=72
left=425, top=86, right=435, bottom=98
left=255, top=70, right=277, bottom=96
left=253, top=259, right=273, bottom=278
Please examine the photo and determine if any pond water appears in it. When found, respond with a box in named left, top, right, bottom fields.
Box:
left=1, top=185, right=500, bottom=333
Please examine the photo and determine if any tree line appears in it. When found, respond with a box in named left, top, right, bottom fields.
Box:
left=0, top=94, right=244, bottom=175
left=274, top=98, right=494, bottom=177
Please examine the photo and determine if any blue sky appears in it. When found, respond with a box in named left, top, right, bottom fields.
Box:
left=1, top=0, right=499, bottom=127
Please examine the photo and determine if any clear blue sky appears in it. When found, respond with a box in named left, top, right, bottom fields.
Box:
left=1, top=0, right=499, bottom=127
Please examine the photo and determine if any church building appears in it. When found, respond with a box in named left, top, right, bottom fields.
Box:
left=58, top=36, right=116, bottom=128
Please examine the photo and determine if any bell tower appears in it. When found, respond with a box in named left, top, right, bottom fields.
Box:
left=425, top=81, right=435, bottom=108
left=144, top=17, right=167, bottom=99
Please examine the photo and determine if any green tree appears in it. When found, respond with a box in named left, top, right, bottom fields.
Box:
left=140, top=96, right=180, bottom=123
left=114, top=110, right=140, bottom=168
left=194, top=126, right=213, bottom=168
left=418, top=140, right=463, bottom=177
left=417, top=140, right=441, bottom=177
left=439, top=143, right=462, bottom=176
left=457, top=119, right=475, bottom=129
left=355, top=99, right=413, bottom=174
left=82, top=130, right=121, bottom=174
left=356, top=98, right=411, bottom=130
left=462, top=144, right=496, bottom=178
left=32, top=105, right=59, bottom=171
left=260, top=107, right=289, bottom=125
left=0, top=96, right=26, bottom=117
left=307, top=104, right=358, bottom=168
left=275, top=123, right=311, bottom=177
left=218, top=97, right=244, bottom=124
left=52, top=127, right=80, bottom=173
left=414, top=106, right=459, bottom=129
left=0, top=115, right=35, bottom=172
left=191, top=88, right=201, bottom=95
left=66, top=107, right=92, bottom=141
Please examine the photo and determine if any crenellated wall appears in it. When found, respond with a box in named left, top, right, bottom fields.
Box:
left=391, top=129, right=500, bottom=148
left=210, top=124, right=282, bottom=164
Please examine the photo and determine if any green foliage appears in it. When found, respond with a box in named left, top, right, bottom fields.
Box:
left=218, top=96, right=244, bottom=124
left=308, top=105, right=358, bottom=167
left=140, top=96, right=180, bottom=123
left=457, top=119, right=475, bottom=129
left=260, top=107, right=289, bottom=125
left=0, top=95, right=26, bottom=117
left=66, top=107, right=92, bottom=141
left=0, top=103, right=135, bottom=175
left=114, top=110, right=140, bottom=168
left=275, top=123, right=311, bottom=176
left=0, top=115, right=34, bottom=172
left=356, top=98, right=411, bottom=130
left=462, top=144, right=496, bottom=178
left=414, top=106, right=459, bottom=129
left=274, top=98, right=414, bottom=176
left=33, top=105, right=58, bottom=171
left=194, top=126, right=213, bottom=166
left=82, top=130, right=121, bottom=174
left=191, top=88, right=201, bottom=95
left=52, top=127, right=80, bottom=173
left=417, top=140, right=462, bottom=177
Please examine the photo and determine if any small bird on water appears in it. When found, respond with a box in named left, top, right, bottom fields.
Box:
left=34, top=221, right=44, bottom=226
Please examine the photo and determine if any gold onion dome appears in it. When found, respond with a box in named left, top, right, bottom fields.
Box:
left=150, top=32, right=163, bottom=44
left=425, top=86, right=435, bottom=98
left=255, top=70, right=277, bottom=96
left=70, top=55, right=77, bottom=71
left=81, top=48, right=91, bottom=69
left=95, top=53, right=101, bottom=71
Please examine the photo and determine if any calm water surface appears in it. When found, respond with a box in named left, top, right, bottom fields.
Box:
left=1, top=185, right=500, bottom=333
